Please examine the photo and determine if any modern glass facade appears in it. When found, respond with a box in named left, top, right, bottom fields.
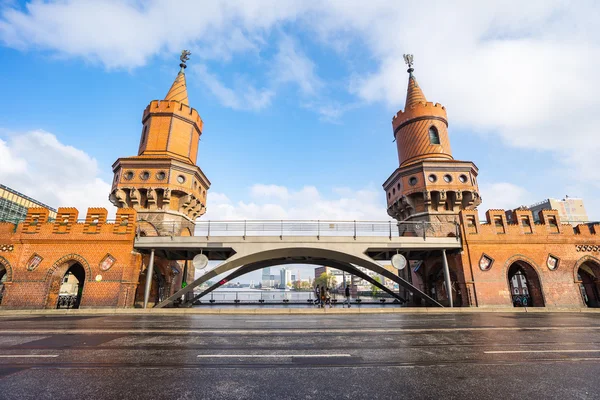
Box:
left=0, top=184, right=57, bottom=223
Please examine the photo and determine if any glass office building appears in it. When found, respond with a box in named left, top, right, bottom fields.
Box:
left=0, top=184, right=57, bottom=223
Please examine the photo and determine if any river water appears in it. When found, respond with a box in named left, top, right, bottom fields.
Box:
left=192, top=288, right=397, bottom=304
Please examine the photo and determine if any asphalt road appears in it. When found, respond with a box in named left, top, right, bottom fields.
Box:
left=1, top=312, right=600, bottom=399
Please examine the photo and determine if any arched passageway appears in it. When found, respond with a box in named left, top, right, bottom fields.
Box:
left=56, top=263, right=86, bottom=309
left=133, top=263, right=167, bottom=307
left=507, top=261, right=545, bottom=307
left=576, top=260, right=600, bottom=308
left=425, top=263, right=463, bottom=307
left=0, top=267, right=6, bottom=306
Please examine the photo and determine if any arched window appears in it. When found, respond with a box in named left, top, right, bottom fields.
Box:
left=429, top=126, right=440, bottom=145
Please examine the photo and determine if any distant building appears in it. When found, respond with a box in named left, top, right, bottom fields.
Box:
left=261, top=267, right=272, bottom=288
left=280, top=268, right=292, bottom=289
left=0, top=184, right=57, bottom=223
left=528, top=197, right=588, bottom=225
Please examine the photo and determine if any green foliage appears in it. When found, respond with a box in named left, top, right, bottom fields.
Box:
left=314, top=272, right=336, bottom=289
left=371, top=275, right=382, bottom=297
left=292, top=280, right=312, bottom=291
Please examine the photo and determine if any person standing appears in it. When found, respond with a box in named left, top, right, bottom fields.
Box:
left=320, top=285, right=326, bottom=308
left=325, top=287, right=332, bottom=308
left=314, top=284, right=320, bottom=306
left=345, top=285, right=351, bottom=308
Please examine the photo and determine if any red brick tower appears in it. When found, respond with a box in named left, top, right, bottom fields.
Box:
left=109, top=51, right=210, bottom=236
left=383, top=55, right=481, bottom=223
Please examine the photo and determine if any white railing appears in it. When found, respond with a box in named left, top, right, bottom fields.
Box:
left=137, top=219, right=460, bottom=240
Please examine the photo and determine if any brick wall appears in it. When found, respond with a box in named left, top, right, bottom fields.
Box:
left=0, top=207, right=142, bottom=309
left=458, top=209, right=600, bottom=308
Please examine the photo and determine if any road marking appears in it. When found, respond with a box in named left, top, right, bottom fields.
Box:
left=485, top=349, right=600, bottom=354
left=197, top=354, right=351, bottom=358
left=1, top=326, right=600, bottom=335
left=385, top=318, right=457, bottom=322
left=243, top=320, right=319, bottom=323
left=0, top=355, right=59, bottom=358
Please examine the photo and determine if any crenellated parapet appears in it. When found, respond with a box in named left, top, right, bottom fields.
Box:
left=142, top=100, right=203, bottom=133
left=11, top=207, right=138, bottom=239
left=460, top=209, right=598, bottom=240
left=392, top=102, right=448, bottom=133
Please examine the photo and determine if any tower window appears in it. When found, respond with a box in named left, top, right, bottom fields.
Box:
left=429, top=126, right=440, bottom=145
left=141, top=126, right=148, bottom=146
left=408, top=177, right=417, bottom=186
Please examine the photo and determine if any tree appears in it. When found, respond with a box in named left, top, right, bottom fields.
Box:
left=371, top=276, right=382, bottom=297
left=315, top=272, right=336, bottom=289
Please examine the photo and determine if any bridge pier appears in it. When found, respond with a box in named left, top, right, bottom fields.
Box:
left=143, top=249, right=155, bottom=309
left=441, top=249, right=453, bottom=308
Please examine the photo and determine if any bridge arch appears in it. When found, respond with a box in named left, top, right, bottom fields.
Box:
left=185, top=258, right=407, bottom=306
left=157, top=246, right=442, bottom=308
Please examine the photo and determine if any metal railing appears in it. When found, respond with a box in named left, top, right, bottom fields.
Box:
left=136, top=219, right=460, bottom=240
left=191, top=290, right=399, bottom=304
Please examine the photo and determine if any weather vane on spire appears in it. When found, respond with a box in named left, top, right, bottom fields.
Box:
left=179, top=50, right=191, bottom=72
left=403, top=53, right=414, bottom=75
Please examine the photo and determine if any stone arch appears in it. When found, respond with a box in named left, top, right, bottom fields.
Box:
left=44, top=256, right=90, bottom=309
left=137, top=220, right=159, bottom=237
left=0, top=256, right=13, bottom=282
left=45, top=254, right=92, bottom=283
left=156, top=246, right=442, bottom=308
left=573, top=255, right=600, bottom=282
left=573, top=255, right=600, bottom=308
left=504, top=255, right=545, bottom=307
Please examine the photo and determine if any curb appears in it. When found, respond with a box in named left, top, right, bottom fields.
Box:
left=1, top=307, right=599, bottom=316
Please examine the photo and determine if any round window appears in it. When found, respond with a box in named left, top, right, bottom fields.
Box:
left=156, top=171, right=166, bottom=180
left=408, top=177, right=417, bottom=186
left=140, top=171, right=150, bottom=180
left=124, top=171, right=134, bottom=180
left=459, top=174, right=468, bottom=183
left=387, top=192, right=391, bottom=199
left=443, top=174, right=452, bottom=183
left=397, top=183, right=401, bottom=190
left=177, top=175, right=186, bottom=184
left=428, top=174, right=437, bottom=183
left=194, top=181, right=198, bottom=189
left=392, top=188, right=396, bottom=195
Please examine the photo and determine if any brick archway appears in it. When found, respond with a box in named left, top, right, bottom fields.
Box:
left=0, top=256, right=12, bottom=283
left=45, top=254, right=92, bottom=283
left=573, top=255, right=600, bottom=282
left=504, top=255, right=545, bottom=307
left=573, top=255, right=600, bottom=308
left=44, top=254, right=91, bottom=309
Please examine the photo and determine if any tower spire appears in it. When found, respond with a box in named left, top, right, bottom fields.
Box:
left=403, top=54, right=427, bottom=108
left=164, top=50, right=191, bottom=105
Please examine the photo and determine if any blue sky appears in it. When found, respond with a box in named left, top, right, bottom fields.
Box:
left=0, top=1, right=598, bottom=253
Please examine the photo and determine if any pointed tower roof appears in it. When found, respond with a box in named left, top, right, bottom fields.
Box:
left=164, top=70, right=189, bottom=105
left=404, top=71, right=427, bottom=109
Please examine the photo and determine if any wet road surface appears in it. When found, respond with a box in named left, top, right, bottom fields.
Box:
left=0, top=312, right=600, bottom=399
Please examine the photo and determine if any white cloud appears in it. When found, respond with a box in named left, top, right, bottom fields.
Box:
left=271, top=35, right=322, bottom=95
left=192, top=64, right=274, bottom=111
left=478, top=182, right=533, bottom=212
left=0, top=130, right=113, bottom=217
left=204, top=184, right=389, bottom=221
left=1, top=0, right=599, bottom=211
